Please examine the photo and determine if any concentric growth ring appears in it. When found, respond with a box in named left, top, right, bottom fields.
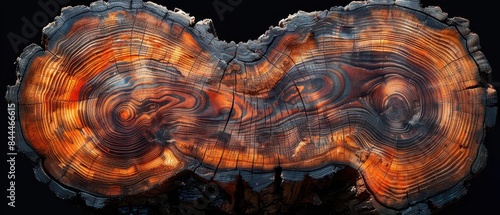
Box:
left=6, top=0, right=496, bottom=213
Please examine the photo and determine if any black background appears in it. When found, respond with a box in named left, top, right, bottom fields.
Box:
left=2, top=0, right=499, bottom=214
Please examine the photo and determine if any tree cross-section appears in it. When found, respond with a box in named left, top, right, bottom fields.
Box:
left=5, top=0, right=496, bottom=213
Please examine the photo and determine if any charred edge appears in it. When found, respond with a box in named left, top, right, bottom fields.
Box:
left=274, top=167, right=283, bottom=194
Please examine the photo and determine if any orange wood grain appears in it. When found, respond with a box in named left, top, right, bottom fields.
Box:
left=11, top=0, right=495, bottom=211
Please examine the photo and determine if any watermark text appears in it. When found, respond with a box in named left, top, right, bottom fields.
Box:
left=212, top=0, right=243, bottom=21
left=7, top=103, right=16, bottom=207
left=7, top=0, right=71, bottom=53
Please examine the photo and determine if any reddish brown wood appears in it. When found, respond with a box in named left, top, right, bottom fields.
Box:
left=5, top=0, right=496, bottom=213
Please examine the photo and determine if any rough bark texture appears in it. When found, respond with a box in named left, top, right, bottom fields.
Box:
left=5, top=0, right=496, bottom=214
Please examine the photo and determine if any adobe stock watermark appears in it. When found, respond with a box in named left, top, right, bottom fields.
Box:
left=6, top=103, right=16, bottom=208
left=212, top=0, right=243, bottom=21
left=7, top=0, right=72, bottom=54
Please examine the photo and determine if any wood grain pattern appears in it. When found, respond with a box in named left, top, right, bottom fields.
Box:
left=5, top=0, right=496, bottom=213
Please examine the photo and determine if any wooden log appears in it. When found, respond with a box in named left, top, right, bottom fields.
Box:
left=5, top=0, right=496, bottom=213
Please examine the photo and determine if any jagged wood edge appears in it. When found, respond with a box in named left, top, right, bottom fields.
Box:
left=229, top=0, right=496, bottom=213
left=5, top=0, right=496, bottom=212
left=344, top=0, right=495, bottom=214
